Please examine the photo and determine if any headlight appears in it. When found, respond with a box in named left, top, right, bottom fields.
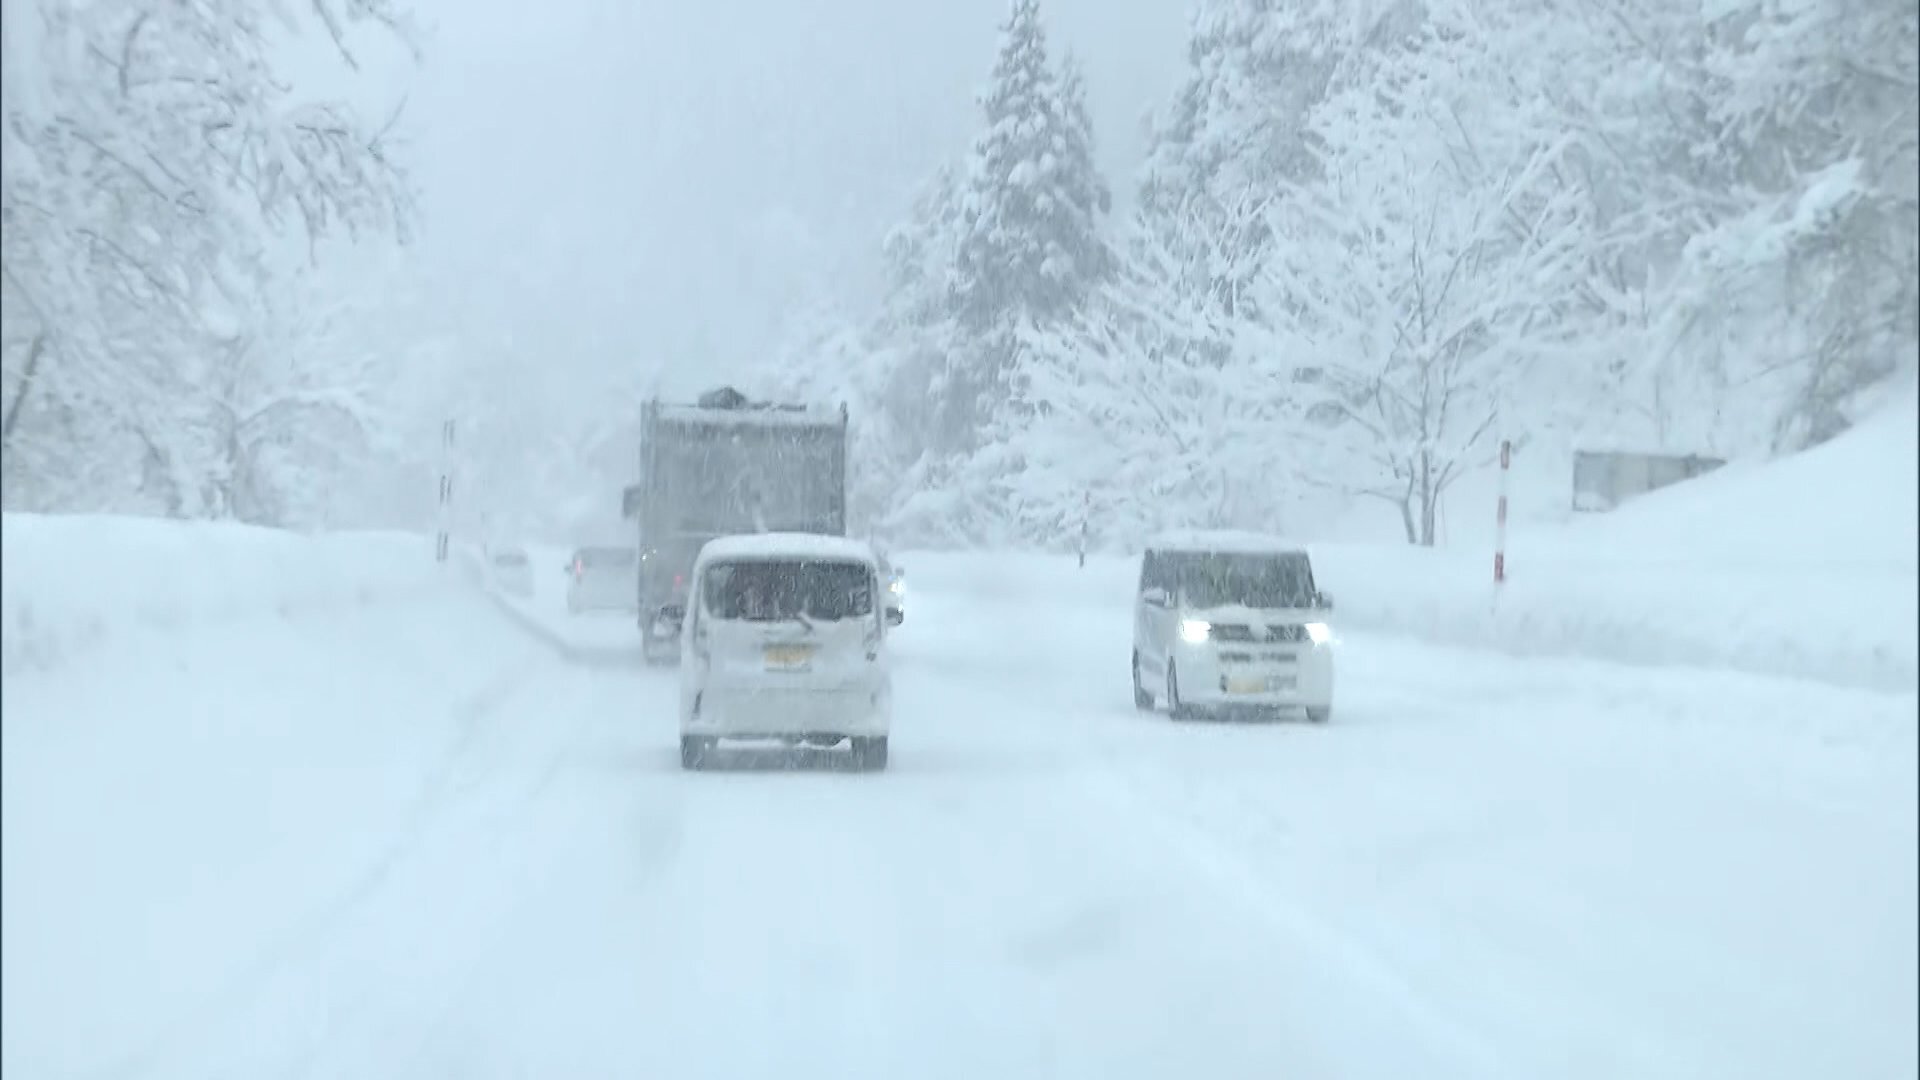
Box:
left=1178, top=619, right=1212, bottom=644
left=1304, top=621, right=1332, bottom=646
left=888, top=579, right=905, bottom=596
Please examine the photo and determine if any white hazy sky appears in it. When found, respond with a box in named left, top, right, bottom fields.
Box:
left=374, top=0, right=1187, bottom=399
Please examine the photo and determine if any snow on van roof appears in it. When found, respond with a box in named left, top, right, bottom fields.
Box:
left=1144, top=529, right=1311, bottom=557
left=695, top=532, right=877, bottom=565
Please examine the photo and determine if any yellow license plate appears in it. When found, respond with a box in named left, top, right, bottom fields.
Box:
left=764, top=645, right=814, bottom=668
left=1226, top=676, right=1269, bottom=694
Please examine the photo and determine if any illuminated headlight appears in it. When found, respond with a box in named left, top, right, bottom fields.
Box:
left=888, top=578, right=905, bottom=597
left=1304, top=621, right=1332, bottom=646
left=1178, top=619, right=1212, bottom=644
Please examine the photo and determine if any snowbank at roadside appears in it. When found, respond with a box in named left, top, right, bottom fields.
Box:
left=0, top=513, right=444, bottom=675
left=1318, top=388, right=1915, bottom=692
left=0, top=518, right=546, bottom=1080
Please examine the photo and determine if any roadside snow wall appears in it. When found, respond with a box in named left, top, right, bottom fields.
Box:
left=0, top=514, right=444, bottom=675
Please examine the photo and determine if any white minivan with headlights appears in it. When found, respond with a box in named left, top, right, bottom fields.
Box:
left=1132, top=531, right=1335, bottom=723
left=680, top=533, right=893, bottom=770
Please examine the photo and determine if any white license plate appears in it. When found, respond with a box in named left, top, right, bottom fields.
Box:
left=1227, top=675, right=1294, bottom=694
left=764, top=645, right=814, bottom=670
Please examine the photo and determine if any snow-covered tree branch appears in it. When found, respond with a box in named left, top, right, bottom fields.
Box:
left=1, top=0, right=418, bottom=520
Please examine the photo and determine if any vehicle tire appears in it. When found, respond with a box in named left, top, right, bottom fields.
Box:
left=1131, top=651, right=1154, bottom=711
left=1306, top=706, right=1332, bottom=725
left=680, top=736, right=713, bottom=770
left=1166, top=664, right=1193, bottom=721
left=851, top=736, right=888, bottom=771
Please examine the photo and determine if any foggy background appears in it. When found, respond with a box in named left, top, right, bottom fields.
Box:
left=399, top=0, right=1185, bottom=396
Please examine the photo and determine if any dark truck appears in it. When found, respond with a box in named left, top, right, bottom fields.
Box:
left=621, top=386, right=849, bottom=664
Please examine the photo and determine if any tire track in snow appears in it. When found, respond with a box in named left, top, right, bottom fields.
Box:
left=1068, top=762, right=1510, bottom=1080
left=92, top=652, right=551, bottom=1080
left=269, top=666, right=680, bottom=1080
left=277, top=718, right=590, bottom=1080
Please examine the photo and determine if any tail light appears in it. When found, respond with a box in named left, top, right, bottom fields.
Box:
left=573, top=558, right=583, bottom=580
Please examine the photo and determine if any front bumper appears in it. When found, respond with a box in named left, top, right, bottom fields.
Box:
left=682, top=683, right=890, bottom=740
left=1172, top=642, right=1334, bottom=709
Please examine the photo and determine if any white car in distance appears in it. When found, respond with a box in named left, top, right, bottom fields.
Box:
left=563, top=545, right=638, bottom=614
left=487, top=546, right=534, bottom=598
left=1132, top=531, right=1335, bottom=723
left=679, top=534, right=893, bottom=771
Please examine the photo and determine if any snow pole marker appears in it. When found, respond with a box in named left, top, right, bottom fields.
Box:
left=1079, top=491, right=1090, bottom=569
left=436, top=419, right=455, bottom=564
left=1493, top=439, right=1511, bottom=587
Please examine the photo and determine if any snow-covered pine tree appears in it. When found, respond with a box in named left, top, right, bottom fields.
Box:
left=1135, top=0, right=1358, bottom=326
left=882, top=0, right=1117, bottom=544
left=951, top=0, right=1111, bottom=332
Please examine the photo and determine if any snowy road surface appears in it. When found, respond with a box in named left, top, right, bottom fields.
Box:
left=4, top=559, right=1914, bottom=1080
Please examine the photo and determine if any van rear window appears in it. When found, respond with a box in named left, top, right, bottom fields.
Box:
left=702, top=559, right=873, bottom=622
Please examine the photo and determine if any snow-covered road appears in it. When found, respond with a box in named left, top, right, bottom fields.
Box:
left=5, top=560, right=1914, bottom=1080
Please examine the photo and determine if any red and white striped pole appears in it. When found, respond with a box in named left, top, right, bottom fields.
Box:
left=1493, top=439, right=1511, bottom=586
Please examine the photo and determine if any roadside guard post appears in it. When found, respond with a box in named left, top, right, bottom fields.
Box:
left=1079, top=491, right=1090, bottom=569
left=1494, top=439, right=1510, bottom=586
left=436, top=419, right=455, bottom=564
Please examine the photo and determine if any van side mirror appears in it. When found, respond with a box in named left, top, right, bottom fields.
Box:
left=1141, top=587, right=1170, bottom=608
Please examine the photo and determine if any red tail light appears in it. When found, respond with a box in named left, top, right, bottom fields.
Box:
left=573, top=558, right=583, bottom=579
left=673, top=573, right=685, bottom=588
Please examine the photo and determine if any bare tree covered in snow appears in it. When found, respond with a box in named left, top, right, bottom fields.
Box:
left=1267, top=1, right=1593, bottom=545
left=1510, top=0, right=1918, bottom=454
left=1, top=0, right=417, bottom=519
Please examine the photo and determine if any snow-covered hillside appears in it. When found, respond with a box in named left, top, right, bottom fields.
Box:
left=3, top=490, right=1913, bottom=1079
left=1187, top=387, right=1915, bottom=691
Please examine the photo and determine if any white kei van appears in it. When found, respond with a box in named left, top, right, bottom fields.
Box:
left=679, top=533, right=893, bottom=770
left=1132, top=531, right=1336, bottom=723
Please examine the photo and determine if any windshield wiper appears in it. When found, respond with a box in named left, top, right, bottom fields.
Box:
left=785, top=611, right=816, bottom=634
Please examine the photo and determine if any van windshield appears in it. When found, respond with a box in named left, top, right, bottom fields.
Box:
left=1168, top=552, right=1315, bottom=610
left=702, top=559, right=874, bottom=622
